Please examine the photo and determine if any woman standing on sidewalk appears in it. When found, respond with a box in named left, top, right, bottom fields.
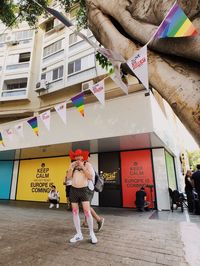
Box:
left=185, top=170, right=194, bottom=212
left=67, top=149, right=98, bottom=244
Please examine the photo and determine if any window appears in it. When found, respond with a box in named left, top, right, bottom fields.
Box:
left=68, top=59, right=81, bottom=74
left=19, top=52, right=31, bottom=63
left=45, top=19, right=54, bottom=32
left=69, top=33, right=78, bottom=45
left=41, top=73, right=46, bottom=80
left=14, top=30, right=33, bottom=41
left=41, top=65, right=64, bottom=83
left=43, top=40, right=62, bottom=57
left=52, top=66, right=63, bottom=80
left=7, top=82, right=27, bottom=90
left=2, top=78, right=28, bottom=98
left=0, top=34, right=6, bottom=43
left=68, top=54, right=95, bottom=75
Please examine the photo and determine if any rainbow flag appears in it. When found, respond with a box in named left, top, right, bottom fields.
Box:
left=27, top=117, right=39, bottom=136
left=154, top=3, right=198, bottom=38
left=0, top=132, right=5, bottom=146
left=71, top=92, right=85, bottom=117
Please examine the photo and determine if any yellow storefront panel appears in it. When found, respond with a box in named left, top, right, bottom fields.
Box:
left=16, top=156, right=71, bottom=203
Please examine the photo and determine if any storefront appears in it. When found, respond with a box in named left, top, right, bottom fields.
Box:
left=0, top=145, right=177, bottom=210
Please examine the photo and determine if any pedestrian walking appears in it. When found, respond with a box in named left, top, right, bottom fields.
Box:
left=67, top=149, right=98, bottom=244
left=63, top=171, right=72, bottom=210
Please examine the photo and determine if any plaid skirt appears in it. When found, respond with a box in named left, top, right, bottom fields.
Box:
left=70, top=186, right=94, bottom=203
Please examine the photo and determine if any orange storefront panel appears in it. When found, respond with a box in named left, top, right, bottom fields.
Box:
left=121, top=150, right=155, bottom=208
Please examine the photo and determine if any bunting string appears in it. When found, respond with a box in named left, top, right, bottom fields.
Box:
left=0, top=1, right=197, bottom=148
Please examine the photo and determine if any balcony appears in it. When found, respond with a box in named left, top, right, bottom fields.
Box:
left=42, top=49, right=64, bottom=65
left=6, top=62, right=30, bottom=71
left=1, top=88, right=27, bottom=98
left=69, top=36, right=96, bottom=54
left=1, top=78, right=28, bottom=101
left=67, top=67, right=97, bottom=85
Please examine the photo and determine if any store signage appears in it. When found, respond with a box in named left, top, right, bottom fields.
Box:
left=121, top=150, right=154, bottom=208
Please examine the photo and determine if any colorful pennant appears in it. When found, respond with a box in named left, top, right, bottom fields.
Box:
left=27, top=117, right=39, bottom=136
left=154, top=3, right=198, bottom=39
left=71, top=92, right=85, bottom=117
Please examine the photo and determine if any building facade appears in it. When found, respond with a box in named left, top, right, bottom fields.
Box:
left=0, top=4, right=191, bottom=210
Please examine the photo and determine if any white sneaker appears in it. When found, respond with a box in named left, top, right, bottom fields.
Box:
left=90, top=233, right=98, bottom=244
left=49, top=203, right=54, bottom=208
left=69, top=234, right=83, bottom=243
left=56, top=204, right=59, bottom=208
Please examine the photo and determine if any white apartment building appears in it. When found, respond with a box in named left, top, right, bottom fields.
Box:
left=0, top=4, right=192, bottom=209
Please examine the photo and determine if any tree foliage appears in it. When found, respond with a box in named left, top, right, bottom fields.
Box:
left=0, top=0, right=49, bottom=27
left=188, top=150, right=200, bottom=171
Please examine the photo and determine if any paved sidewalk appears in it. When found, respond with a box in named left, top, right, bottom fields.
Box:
left=0, top=201, right=200, bottom=266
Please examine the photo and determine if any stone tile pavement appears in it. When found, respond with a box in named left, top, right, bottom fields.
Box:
left=0, top=201, right=200, bottom=266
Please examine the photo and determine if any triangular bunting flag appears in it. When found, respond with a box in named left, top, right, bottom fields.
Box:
left=71, top=92, right=85, bottom=117
left=110, top=63, right=128, bottom=94
left=97, top=48, right=128, bottom=94
left=14, top=123, right=24, bottom=138
left=5, top=128, right=14, bottom=140
left=127, top=46, right=149, bottom=91
left=40, top=110, right=51, bottom=131
left=54, top=102, right=67, bottom=124
left=98, top=47, right=126, bottom=64
left=90, top=80, right=105, bottom=105
left=0, top=132, right=5, bottom=146
left=154, top=3, right=198, bottom=38
left=27, top=117, right=39, bottom=136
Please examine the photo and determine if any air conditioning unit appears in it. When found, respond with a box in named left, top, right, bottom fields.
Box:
left=6, top=34, right=18, bottom=45
left=35, top=80, right=49, bottom=92
left=81, top=80, right=94, bottom=92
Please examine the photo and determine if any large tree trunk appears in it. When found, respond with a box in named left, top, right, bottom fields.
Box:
left=86, top=0, right=200, bottom=146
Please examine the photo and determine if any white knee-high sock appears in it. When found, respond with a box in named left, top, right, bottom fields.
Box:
left=84, top=210, right=94, bottom=235
left=72, top=208, right=82, bottom=236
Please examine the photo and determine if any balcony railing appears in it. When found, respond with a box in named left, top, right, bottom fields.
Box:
left=1, top=88, right=27, bottom=97
left=6, top=62, right=30, bottom=71
left=43, top=50, right=64, bottom=64
left=69, top=36, right=96, bottom=54
left=67, top=67, right=97, bottom=84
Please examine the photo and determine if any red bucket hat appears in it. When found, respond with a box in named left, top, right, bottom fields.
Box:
left=69, top=149, right=89, bottom=161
